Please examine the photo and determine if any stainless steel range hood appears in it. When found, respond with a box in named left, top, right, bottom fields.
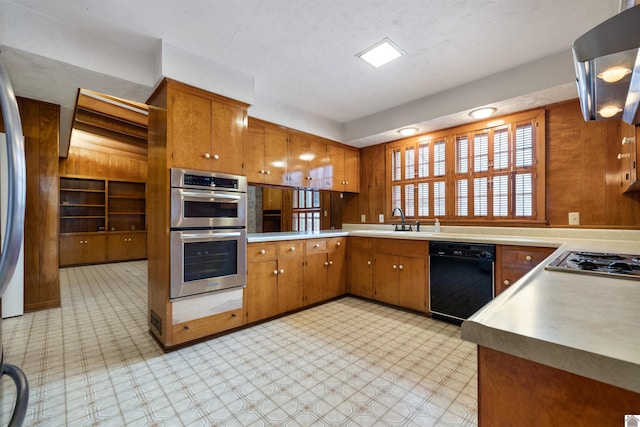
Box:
left=573, top=5, right=640, bottom=124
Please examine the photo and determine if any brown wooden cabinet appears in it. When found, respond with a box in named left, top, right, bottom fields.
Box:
left=59, top=233, right=107, bottom=266
left=166, top=79, right=247, bottom=175
left=246, top=121, right=288, bottom=185
left=172, top=308, right=244, bottom=346
left=106, top=232, right=147, bottom=262
left=59, top=176, right=146, bottom=266
left=495, top=245, right=556, bottom=295
left=327, top=145, right=360, bottom=192
left=348, top=238, right=374, bottom=298
left=287, top=134, right=330, bottom=189
left=620, top=122, right=639, bottom=193
left=245, top=241, right=304, bottom=323
left=377, top=239, right=429, bottom=312
left=303, top=237, right=346, bottom=305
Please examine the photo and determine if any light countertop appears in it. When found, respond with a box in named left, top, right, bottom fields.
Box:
left=248, top=224, right=640, bottom=393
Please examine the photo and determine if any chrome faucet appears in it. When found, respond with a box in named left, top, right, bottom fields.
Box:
left=392, top=207, right=412, bottom=231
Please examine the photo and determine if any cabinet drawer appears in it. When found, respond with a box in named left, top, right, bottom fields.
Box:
left=498, top=266, right=530, bottom=290
left=172, top=308, right=244, bottom=346
left=248, top=243, right=277, bottom=261
left=349, top=237, right=373, bottom=250
left=306, top=239, right=327, bottom=254
left=278, top=241, right=304, bottom=257
left=375, top=238, right=428, bottom=257
left=501, top=246, right=555, bottom=266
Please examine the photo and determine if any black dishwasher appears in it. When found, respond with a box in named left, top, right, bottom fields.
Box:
left=429, top=241, right=495, bottom=324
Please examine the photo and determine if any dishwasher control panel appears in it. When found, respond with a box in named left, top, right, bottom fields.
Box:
left=429, top=242, right=495, bottom=261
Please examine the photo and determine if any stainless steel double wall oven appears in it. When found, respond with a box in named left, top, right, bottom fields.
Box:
left=170, top=168, right=247, bottom=299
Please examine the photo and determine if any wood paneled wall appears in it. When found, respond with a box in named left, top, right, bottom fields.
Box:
left=1, top=97, right=60, bottom=311
left=60, top=144, right=147, bottom=182
left=345, top=100, right=640, bottom=229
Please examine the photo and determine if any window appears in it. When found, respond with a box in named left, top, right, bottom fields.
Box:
left=387, top=109, right=544, bottom=222
left=292, top=189, right=321, bottom=231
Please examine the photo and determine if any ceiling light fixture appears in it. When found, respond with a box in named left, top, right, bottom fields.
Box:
left=469, top=107, right=497, bottom=119
left=398, top=127, right=418, bottom=137
left=597, top=66, right=632, bottom=83
left=599, top=105, right=622, bottom=118
left=357, top=38, right=405, bottom=68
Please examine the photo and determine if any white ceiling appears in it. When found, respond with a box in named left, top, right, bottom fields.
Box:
left=0, top=0, right=624, bottom=151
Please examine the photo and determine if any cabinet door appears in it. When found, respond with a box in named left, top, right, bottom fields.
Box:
left=326, top=238, right=346, bottom=298
left=309, top=139, right=329, bottom=189
left=343, top=148, right=360, bottom=193
left=127, top=233, right=147, bottom=259
left=170, top=89, right=212, bottom=170
left=374, top=253, right=399, bottom=305
left=349, top=249, right=374, bottom=298
left=277, top=256, right=304, bottom=312
left=83, top=234, right=107, bottom=264
left=264, top=128, right=288, bottom=185
left=107, top=234, right=129, bottom=262
left=304, top=252, right=328, bottom=305
left=288, top=134, right=309, bottom=188
left=211, top=101, right=245, bottom=175
left=246, top=124, right=265, bottom=183
left=327, top=144, right=344, bottom=191
left=397, top=256, right=427, bottom=312
left=246, top=260, right=279, bottom=323
left=59, top=234, right=87, bottom=266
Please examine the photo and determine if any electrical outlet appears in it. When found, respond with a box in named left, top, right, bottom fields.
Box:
left=360, top=214, right=366, bottom=223
left=378, top=214, right=385, bottom=223
left=568, top=212, right=580, bottom=225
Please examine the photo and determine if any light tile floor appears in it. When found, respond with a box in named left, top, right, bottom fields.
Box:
left=1, top=261, right=478, bottom=426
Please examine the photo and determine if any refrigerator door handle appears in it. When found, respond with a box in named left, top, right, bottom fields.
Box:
left=2, top=362, right=29, bottom=426
left=0, top=53, right=26, bottom=297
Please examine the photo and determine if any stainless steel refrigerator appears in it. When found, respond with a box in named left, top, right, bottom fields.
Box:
left=0, top=54, right=29, bottom=427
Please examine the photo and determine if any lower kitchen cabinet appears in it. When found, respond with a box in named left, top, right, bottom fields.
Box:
left=107, top=232, right=147, bottom=262
left=246, top=241, right=304, bottom=323
left=374, top=240, right=428, bottom=312
left=348, top=238, right=374, bottom=299
left=303, top=237, right=346, bottom=305
left=172, top=308, right=244, bottom=346
left=495, top=245, right=556, bottom=295
left=59, top=233, right=107, bottom=266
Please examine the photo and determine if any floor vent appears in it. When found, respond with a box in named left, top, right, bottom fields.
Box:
left=149, top=310, right=162, bottom=335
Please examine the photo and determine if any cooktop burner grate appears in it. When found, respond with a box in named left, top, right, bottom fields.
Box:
left=546, top=250, right=640, bottom=281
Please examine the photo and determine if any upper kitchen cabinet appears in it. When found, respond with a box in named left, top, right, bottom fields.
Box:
left=288, top=133, right=330, bottom=189
left=620, top=123, right=639, bottom=193
left=151, top=78, right=248, bottom=175
left=246, top=119, right=288, bottom=185
left=327, top=144, right=360, bottom=193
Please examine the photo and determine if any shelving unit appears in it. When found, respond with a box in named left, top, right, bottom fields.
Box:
left=60, top=177, right=106, bottom=233
left=59, top=176, right=147, bottom=266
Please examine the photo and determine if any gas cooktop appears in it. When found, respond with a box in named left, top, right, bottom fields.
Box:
left=545, top=251, right=640, bottom=281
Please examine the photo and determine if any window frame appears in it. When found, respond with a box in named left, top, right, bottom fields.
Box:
left=386, top=108, right=546, bottom=225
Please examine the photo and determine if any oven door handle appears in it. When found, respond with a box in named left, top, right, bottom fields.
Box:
left=179, top=232, right=243, bottom=240
left=180, top=191, right=242, bottom=201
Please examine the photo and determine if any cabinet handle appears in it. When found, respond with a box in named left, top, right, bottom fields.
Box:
left=393, top=264, right=397, bottom=270
left=290, top=246, right=295, bottom=252
left=324, top=261, right=329, bottom=267
left=618, top=153, right=631, bottom=160
left=399, top=265, right=404, bottom=270
left=204, top=152, right=211, bottom=159
left=525, top=255, right=532, bottom=262
left=279, top=269, right=285, bottom=274
left=266, top=170, right=271, bottom=175
left=367, top=261, right=371, bottom=265
left=231, top=313, right=236, bottom=318
left=259, top=169, right=265, bottom=174
left=622, top=136, right=635, bottom=145
left=213, top=154, right=220, bottom=160
left=336, top=241, right=341, bottom=247
left=273, top=270, right=279, bottom=275
left=260, top=249, right=266, bottom=254
left=314, top=243, right=320, bottom=248
left=503, top=279, right=510, bottom=286
left=345, top=181, right=349, bottom=185
left=328, top=261, right=333, bottom=266
left=184, top=325, right=189, bottom=330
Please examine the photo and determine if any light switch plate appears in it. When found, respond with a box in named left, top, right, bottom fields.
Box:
left=360, top=214, right=366, bottom=222
left=378, top=214, right=385, bottom=223
left=568, top=212, right=580, bottom=225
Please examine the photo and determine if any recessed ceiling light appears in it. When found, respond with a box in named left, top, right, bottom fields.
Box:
left=398, top=127, right=418, bottom=136
left=357, top=38, right=405, bottom=68
left=469, top=107, right=497, bottom=119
